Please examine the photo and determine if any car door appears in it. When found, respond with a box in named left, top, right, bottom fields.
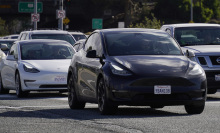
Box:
left=78, top=33, right=102, bottom=100
left=1, top=43, right=18, bottom=89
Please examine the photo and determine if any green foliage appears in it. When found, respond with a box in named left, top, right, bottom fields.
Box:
left=0, top=17, right=9, bottom=36
left=129, top=14, right=164, bottom=29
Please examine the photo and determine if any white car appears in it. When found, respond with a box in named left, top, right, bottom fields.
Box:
left=0, top=39, right=75, bottom=97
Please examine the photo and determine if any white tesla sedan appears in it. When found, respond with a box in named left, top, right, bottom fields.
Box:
left=0, top=39, right=75, bottom=97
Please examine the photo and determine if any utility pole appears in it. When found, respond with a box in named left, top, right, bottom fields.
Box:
left=34, top=0, right=37, bottom=30
left=58, top=0, right=63, bottom=30
left=190, top=0, right=193, bottom=22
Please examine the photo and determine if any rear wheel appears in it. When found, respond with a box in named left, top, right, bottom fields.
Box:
left=184, top=101, right=205, bottom=114
left=97, top=78, right=118, bottom=115
left=0, top=73, right=9, bottom=94
left=15, top=72, right=29, bottom=98
left=68, top=74, right=85, bottom=109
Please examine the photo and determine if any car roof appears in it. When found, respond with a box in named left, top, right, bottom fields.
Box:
left=95, top=28, right=166, bottom=34
left=21, top=30, right=70, bottom=34
left=162, top=23, right=220, bottom=28
left=69, top=32, right=85, bottom=35
left=17, top=39, right=70, bottom=45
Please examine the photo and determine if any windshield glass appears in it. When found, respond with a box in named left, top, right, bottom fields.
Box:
left=72, top=34, right=87, bottom=41
left=105, top=32, right=182, bottom=56
left=31, top=34, right=75, bottom=45
left=20, top=42, right=75, bottom=60
left=0, top=41, right=14, bottom=49
left=174, top=27, right=220, bottom=46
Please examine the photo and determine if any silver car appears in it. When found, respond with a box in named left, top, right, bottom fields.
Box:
left=0, top=39, right=75, bottom=97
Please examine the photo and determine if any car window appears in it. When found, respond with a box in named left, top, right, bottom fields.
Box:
left=84, top=33, right=96, bottom=52
left=0, top=41, right=14, bottom=49
left=174, top=27, right=220, bottom=46
left=72, top=34, right=87, bottom=41
left=105, top=32, right=182, bottom=56
left=20, top=42, right=75, bottom=60
left=31, top=34, right=76, bottom=45
left=20, top=33, right=27, bottom=40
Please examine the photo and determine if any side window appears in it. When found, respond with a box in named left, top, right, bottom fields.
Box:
left=9, top=43, right=18, bottom=59
left=165, top=28, right=171, bottom=35
left=93, top=33, right=102, bottom=57
left=20, top=33, right=27, bottom=40
left=25, top=34, right=29, bottom=40
left=84, top=33, right=96, bottom=52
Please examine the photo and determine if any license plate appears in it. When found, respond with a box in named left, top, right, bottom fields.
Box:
left=154, top=85, right=171, bottom=94
left=215, top=75, right=220, bottom=81
left=54, top=76, right=66, bottom=82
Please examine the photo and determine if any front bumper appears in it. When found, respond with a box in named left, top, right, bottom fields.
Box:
left=105, top=75, right=207, bottom=106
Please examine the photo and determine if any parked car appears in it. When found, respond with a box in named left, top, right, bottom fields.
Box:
left=67, top=28, right=207, bottom=115
left=0, top=39, right=17, bottom=54
left=7, top=34, right=19, bottom=39
left=18, top=30, right=76, bottom=46
left=69, top=31, right=87, bottom=41
left=161, top=23, right=220, bottom=94
left=0, top=39, right=75, bottom=97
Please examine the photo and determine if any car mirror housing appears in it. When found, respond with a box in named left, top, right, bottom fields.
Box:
left=86, top=50, right=97, bottom=58
left=0, top=44, right=9, bottom=51
left=186, top=50, right=195, bottom=58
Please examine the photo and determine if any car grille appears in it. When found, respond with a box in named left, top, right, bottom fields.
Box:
left=210, top=56, right=220, bottom=65
left=198, top=57, right=207, bottom=65
left=130, top=77, right=195, bottom=87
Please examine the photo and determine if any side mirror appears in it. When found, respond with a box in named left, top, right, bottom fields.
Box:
left=1, top=44, right=9, bottom=51
left=186, top=50, right=195, bottom=58
left=86, top=50, right=97, bottom=58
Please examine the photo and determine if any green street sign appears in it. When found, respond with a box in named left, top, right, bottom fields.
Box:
left=92, top=19, right=103, bottom=29
left=18, top=2, right=43, bottom=13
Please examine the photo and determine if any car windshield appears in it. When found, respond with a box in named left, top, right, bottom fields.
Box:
left=72, top=34, right=87, bottom=41
left=31, top=34, right=75, bottom=45
left=0, top=41, right=14, bottom=49
left=174, top=27, right=220, bottom=46
left=20, top=42, right=75, bottom=60
left=105, top=32, right=182, bottom=56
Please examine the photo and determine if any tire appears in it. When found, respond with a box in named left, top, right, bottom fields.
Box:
left=0, top=73, right=9, bottom=94
left=207, top=89, right=217, bottom=94
left=68, top=74, right=85, bottom=109
left=184, top=102, right=205, bottom=114
left=97, top=78, right=118, bottom=115
left=15, top=72, right=29, bottom=98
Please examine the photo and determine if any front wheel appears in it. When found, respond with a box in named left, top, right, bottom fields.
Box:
left=15, top=72, right=29, bottom=98
left=184, top=102, right=205, bottom=114
left=68, top=74, right=85, bottom=109
left=97, top=78, right=118, bottom=115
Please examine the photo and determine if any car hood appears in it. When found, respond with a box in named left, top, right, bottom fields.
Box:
left=112, top=55, right=189, bottom=77
left=182, top=45, right=220, bottom=55
left=20, top=60, right=71, bottom=73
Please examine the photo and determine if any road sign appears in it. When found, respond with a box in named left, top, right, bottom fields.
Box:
left=63, top=17, right=70, bottom=25
left=56, top=10, right=66, bottom=19
left=18, top=2, right=43, bottom=13
left=31, top=13, right=40, bottom=22
left=92, top=19, right=103, bottom=29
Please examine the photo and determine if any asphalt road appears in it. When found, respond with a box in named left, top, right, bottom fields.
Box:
left=0, top=90, right=220, bottom=133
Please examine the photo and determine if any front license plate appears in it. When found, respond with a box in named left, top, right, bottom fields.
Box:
left=54, top=76, right=66, bottom=82
left=215, top=75, right=220, bottom=81
left=154, top=85, right=171, bottom=94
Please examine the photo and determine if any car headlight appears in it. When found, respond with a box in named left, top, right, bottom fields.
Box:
left=23, top=64, right=40, bottom=73
left=188, top=64, right=204, bottom=76
left=110, top=63, right=132, bottom=76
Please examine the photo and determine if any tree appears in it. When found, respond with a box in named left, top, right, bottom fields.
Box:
left=0, top=17, right=9, bottom=36
left=129, top=13, right=164, bottom=29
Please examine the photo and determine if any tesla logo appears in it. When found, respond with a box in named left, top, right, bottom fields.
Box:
left=216, top=57, right=220, bottom=64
